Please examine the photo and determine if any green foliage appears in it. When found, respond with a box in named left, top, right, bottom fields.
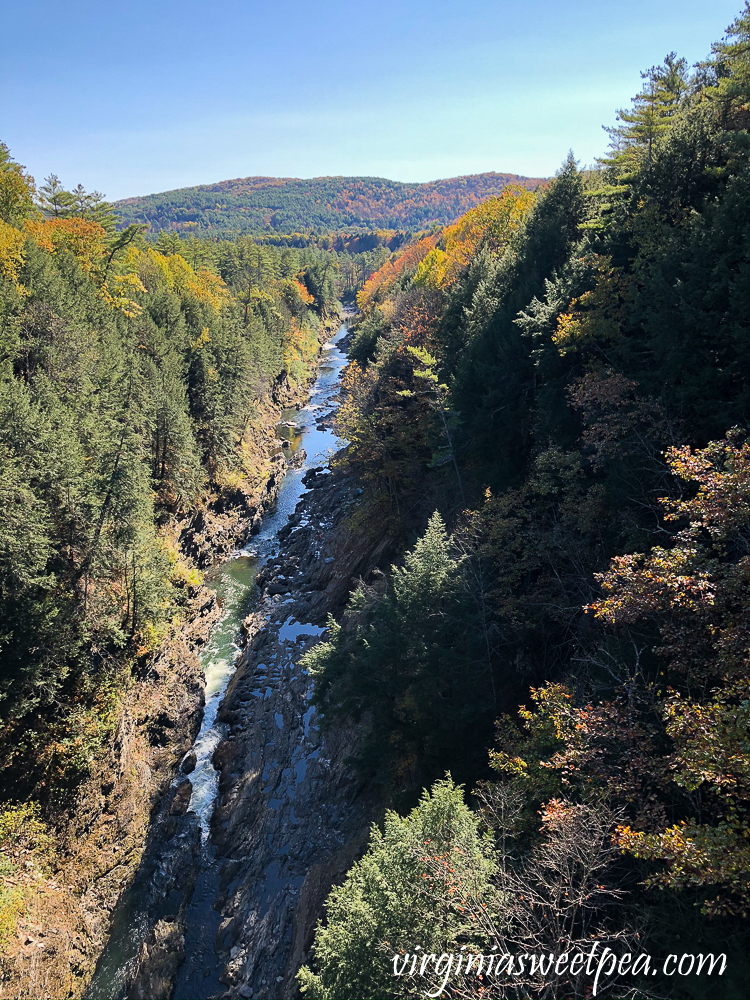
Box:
left=472, top=448, right=607, bottom=680
left=0, top=150, right=337, bottom=799
left=448, top=153, right=587, bottom=489
left=37, top=174, right=76, bottom=219
left=305, top=514, right=493, bottom=789
left=349, top=307, right=388, bottom=365
left=334, top=330, right=440, bottom=513
left=114, top=172, right=543, bottom=238
left=601, top=52, right=690, bottom=171
left=709, top=1, right=750, bottom=116
left=298, top=777, right=495, bottom=1000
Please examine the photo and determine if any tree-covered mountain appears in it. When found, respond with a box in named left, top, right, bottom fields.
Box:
left=113, top=172, right=543, bottom=237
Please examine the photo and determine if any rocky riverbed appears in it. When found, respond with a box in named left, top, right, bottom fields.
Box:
left=204, top=462, right=394, bottom=999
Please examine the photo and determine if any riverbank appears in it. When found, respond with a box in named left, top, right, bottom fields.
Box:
left=0, top=316, right=340, bottom=1000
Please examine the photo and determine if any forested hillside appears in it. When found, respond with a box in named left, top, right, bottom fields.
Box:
left=300, top=6, right=750, bottom=998
left=0, top=148, right=360, bottom=835
left=113, top=172, right=543, bottom=238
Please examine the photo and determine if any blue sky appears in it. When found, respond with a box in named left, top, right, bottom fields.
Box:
left=1, top=0, right=743, bottom=200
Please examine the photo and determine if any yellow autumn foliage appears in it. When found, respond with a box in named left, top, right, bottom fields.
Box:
left=0, top=220, right=27, bottom=294
left=133, top=248, right=230, bottom=312
left=414, top=185, right=537, bottom=289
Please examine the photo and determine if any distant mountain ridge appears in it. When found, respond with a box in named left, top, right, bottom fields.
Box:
left=114, top=172, right=545, bottom=237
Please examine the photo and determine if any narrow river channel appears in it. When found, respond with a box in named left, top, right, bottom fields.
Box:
left=86, top=322, right=350, bottom=1000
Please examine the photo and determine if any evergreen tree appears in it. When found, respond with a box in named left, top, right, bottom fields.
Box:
left=37, top=174, right=75, bottom=218
left=710, top=1, right=750, bottom=115
left=450, top=153, right=586, bottom=489
left=601, top=53, right=690, bottom=171
left=306, top=513, right=493, bottom=788
left=298, top=778, right=495, bottom=1000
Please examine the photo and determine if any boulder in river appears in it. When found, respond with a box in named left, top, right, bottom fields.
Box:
left=169, top=779, right=193, bottom=816
left=128, top=918, right=186, bottom=1000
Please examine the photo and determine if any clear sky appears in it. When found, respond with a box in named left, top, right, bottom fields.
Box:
left=1, top=0, right=743, bottom=200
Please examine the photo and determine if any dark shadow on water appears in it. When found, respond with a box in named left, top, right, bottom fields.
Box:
left=172, top=848, right=225, bottom=1000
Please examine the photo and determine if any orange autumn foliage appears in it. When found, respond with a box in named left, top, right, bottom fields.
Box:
left=293, top=278, right=315, bottom=305
left=24, top=217, right=108, bottom=274
left=356, top=234, right=439, bottom=312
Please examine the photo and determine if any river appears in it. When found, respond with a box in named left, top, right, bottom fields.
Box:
left=86, top=322, right=350, bottom=1000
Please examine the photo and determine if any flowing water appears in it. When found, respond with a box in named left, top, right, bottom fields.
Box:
left=86, top=323, right=349, bottom=1000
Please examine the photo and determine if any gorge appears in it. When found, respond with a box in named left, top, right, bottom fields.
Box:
left=4, top=9, right=750, bottom=994
left=86, top=321, right=382, bottom=1000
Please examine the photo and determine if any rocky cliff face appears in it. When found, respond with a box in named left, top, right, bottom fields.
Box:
left=178, top=370, right=306, bottom=570
left=124, top=462, right=396, bottom=1000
